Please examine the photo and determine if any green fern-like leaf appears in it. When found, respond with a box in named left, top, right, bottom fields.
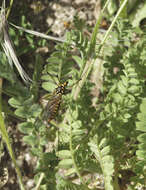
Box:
left=56, top=176, right=85, bottom=190
left=88, top=135, right=114, bottom=190
left=136, top=98, right=146, bottom=160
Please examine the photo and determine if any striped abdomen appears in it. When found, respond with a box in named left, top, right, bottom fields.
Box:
left=41, top=82, right=68, bottom=124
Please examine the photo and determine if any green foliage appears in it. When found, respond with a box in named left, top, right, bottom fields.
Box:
left=0, top=51, right=16, bottom=83
left=105, top=0, right=146, bottom=28
left=136, top=98, right=146, bottom=184
left=56, top=176, right=85, bottom=190
left=88, top=136, right=114, bottom=190
left=1, top=1, right=146, bottom=189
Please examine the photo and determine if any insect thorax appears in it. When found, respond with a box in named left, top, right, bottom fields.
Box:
left=55, top=81, right=68, bottom=95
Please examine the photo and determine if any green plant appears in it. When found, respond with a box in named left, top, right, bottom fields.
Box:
left=0, top=0, right=146, bottom=189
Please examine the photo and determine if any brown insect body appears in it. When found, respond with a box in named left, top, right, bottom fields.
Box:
left=41, top=81, right=68, bottom=124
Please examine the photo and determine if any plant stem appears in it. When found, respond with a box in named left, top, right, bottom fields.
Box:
left=100, top=0, right=128, bottom=48
left=6, top=0, right=14, bottom=19
left=69, top=124, right=89, bottom=190
left=34, top=173, right=45, bottom=190
left=0, top=79, right=25, bottom=190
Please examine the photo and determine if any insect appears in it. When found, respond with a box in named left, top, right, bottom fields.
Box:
left=38, top=81, right=68, bottom=125
left=33, top=70, right=82, bottom=127
left=63, top=21, right=72, bottom=29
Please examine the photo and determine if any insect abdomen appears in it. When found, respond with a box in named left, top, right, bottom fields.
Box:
left=47, top=94, right=62, bottom=123
left=40, top=82, right=68, bottom=124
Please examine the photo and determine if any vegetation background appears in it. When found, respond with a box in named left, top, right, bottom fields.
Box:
left=0, top=0, right=146, bottom=190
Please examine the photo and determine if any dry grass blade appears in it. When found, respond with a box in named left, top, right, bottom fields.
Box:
left=0, top=1, right=31, bottom=84
left=10, top=23, right=66, bottom=43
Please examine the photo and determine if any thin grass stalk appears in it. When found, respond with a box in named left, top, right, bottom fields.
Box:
left=34, top=173, right=45, bottom=190
left=72, top=0, right=110, bottom=101
left=100, top=0, right=128, bottom=48
left=10, top=23, right=66, bottom=43
left=89, top=0, right=110, bottom=57
left=0, top=80, right=25, bottom=190
left=6, top=0, right=14, bottom=19
left=73, top=59, right=94, bottom=100
left=63, top=1, right=110, bottom=124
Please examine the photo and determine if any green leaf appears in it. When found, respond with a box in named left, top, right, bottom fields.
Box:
left=8, top=97, right=23, bottom=108
left=137, top=113, right=146, bottom=122
left=138, top=143, right=146, bottom=150
left=88, top=137, right=114, bottom=190
left=72, top=56, right=83, bottom=68
left=129, top=78, right=140, bottom=85
left=65, top=168, right=76, bottom=176
left=15, top=104, right=41, bottom=118
left=140, top=98, right=146, bottom=111
left=101, top=146, right=111, bottom=157
left=28, top=104, right=42, bottom=117
left=5, top=82, right=30, bottom=98
left=118, top=81, right=127, bottom=95
left=58, top=159, right=73, bottom=169
left=42, top=152, right=57, bottom=163
left=107, top=0, right=117, bottom=15
left=23, top=135, right=38, bottom=146
left=42, top=81, right=56, bottom=92
left=99, top=138, right=108, bottom=149
left=72, top=129, right=86, bottom=136
left=136, top=121, right=146, bottom=132
left=0, top=52, right=16, bottom=83
left=123, top=113, right=131, bottom=119
left=47, top=56, right=61, bottom=64
left=102, top=155, right=114, bottom=174
left=57, top=150, right=71, bottom=159
left=15, top=107, right=30, bottom=118
left=41, top=73, right=58, bottom=84
left=128, top=85, right=140, bottom=93
left=18, top=122, right=34, bottom=134
left=112, top=93, right=123, bottom=103
left=31, top=148, right=42, bottom=157
left=8, top=95, right=33, bottom=108
left=132, top=3, right=146, bottom=27
left=137, top=133, right=146, bottom=143
left=120, top=75, right=128, bottom=87
left=136, top=150, right=146, bottom=160
left=40, top=136, right=48, bottom=146
left=135, top=160, right=146, bottom=173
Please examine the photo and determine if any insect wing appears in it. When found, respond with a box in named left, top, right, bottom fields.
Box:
left=40, top=93, right=62, bottom=124
left=35, top=81, right=68, bottom=126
